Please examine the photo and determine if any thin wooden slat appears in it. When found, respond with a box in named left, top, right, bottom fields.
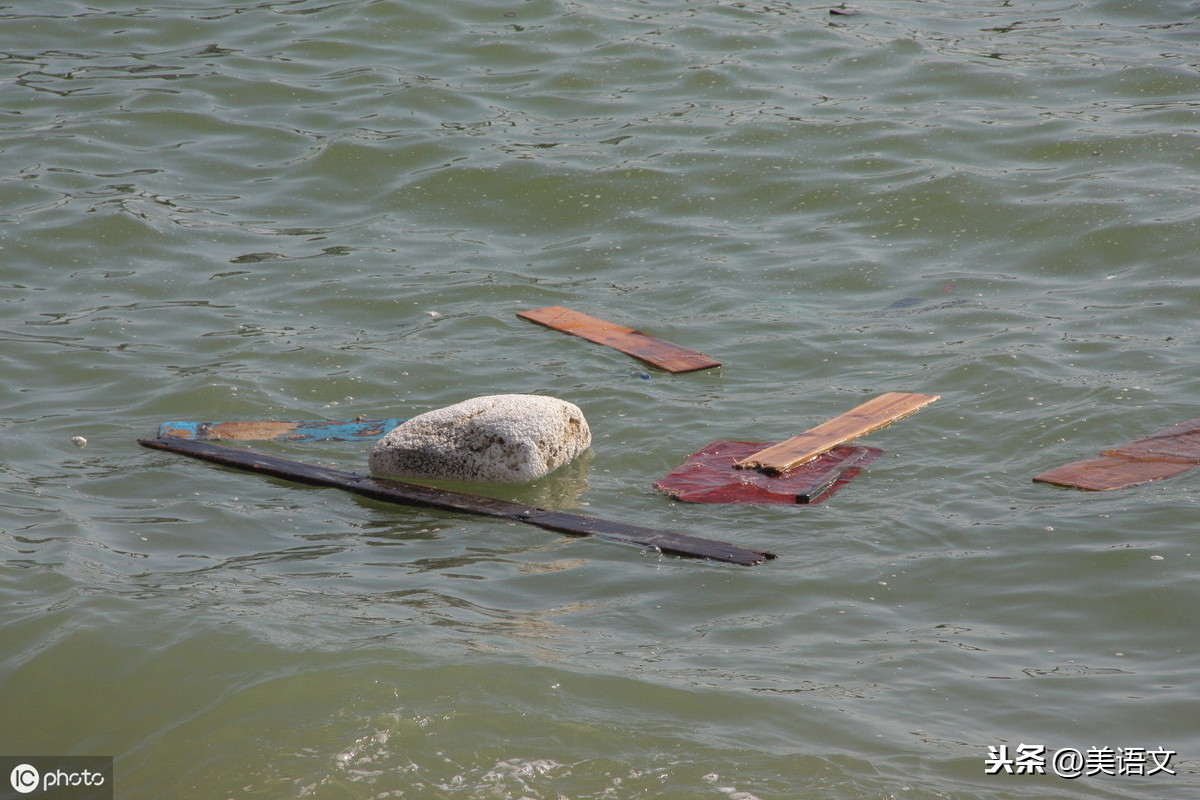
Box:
left=733, top=392, right=940, bottom=475
left=1033, top=418, right=1200, bottom=491
left=137, top=437, right=775, bottom=566
left=794, top=446, right=879, bottom=503
left=157, top=419, right=405, bottom=441
left=517, top=306, right=721, bottom=373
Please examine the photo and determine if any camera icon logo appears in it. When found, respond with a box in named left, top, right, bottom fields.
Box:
left=10, top=763, right=40, bottom=794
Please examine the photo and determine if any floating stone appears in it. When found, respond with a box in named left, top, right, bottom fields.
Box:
left=368, top=394, right=591, bottom=484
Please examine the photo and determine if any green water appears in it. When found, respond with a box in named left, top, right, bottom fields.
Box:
left=3, top=1, right=1199, bottom=798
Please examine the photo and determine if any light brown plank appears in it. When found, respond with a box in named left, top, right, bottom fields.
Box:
left=732, top=392, right=940, bottom=475
left=156, top=419, right=405, bottom=441
left=158, top=421, right=302, bottom=440
left=517, top=306, right=721, bottom=373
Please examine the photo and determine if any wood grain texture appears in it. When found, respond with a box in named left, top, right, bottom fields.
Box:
left=517, top=306, right=721, bottom=373
left=733, top=392, right=940, bottom=475
left=1103, top=418, right=1200, bottom=463
left=137, top=437, right=775, bottom=566
left=157, top=419, right=405, bottom=441
left=1032, top=455, right=1195, bottom=491
left=1033, top=418, right=1200, bottom=491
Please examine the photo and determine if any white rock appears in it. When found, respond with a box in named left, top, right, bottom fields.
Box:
left=368, top=394, right=591, bottom=484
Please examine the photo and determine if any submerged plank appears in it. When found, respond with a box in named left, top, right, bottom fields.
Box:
left=137, top=437, right=775, bottom=566
left=157, top=418, right=405, bottom=441
left=793, top=446, right=880, bottom=503
left=517, top=306, right=721, bottom=373
left=733, top=392, right=940, bottom=475
left=1104, top=417, right=1200, bottom=463
left=1033, top=418, right=1200, bottom=491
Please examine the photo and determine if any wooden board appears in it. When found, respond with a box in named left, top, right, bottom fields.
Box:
left=655, top=441, right=882, bottom=505
left=157, top=418, right=404, bottom=441
left=517, top=306, right=721, bottom=373
left=733, top=392, right=940, bottom=475
left=137, top=437, right=775, bottom=566
left=1104, top=417, right=1200, bottom=462
left=1033, top=417, right=1200, bottom=491
left=1032, top=455, right=1195, bottom=492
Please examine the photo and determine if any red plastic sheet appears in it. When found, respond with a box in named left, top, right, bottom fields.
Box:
left=654, top=440, right=882, bottom=505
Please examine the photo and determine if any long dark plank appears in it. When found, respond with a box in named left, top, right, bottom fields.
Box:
left=137, top=437, right=775, bottom=566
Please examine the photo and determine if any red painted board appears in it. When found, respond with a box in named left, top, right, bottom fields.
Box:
left=655, top=440, right=883, bottom=505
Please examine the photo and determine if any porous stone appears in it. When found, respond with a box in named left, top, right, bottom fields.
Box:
left=368, top=394, right=591, bottom=483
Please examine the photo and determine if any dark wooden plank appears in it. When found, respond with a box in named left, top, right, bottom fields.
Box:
left=794, top=446, right=879, bottom=503
left=137, top=437, right=775, bottom=566
left=157, top=418, right=405, bottom=441
left=517, top=306, right=722, bottom=373
left=733, top=392, right=939, bottom=475
left=1033, top=418, right=1200, bottom=491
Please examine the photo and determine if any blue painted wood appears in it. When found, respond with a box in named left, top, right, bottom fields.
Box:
left=157, top=418, right=405, bottom=441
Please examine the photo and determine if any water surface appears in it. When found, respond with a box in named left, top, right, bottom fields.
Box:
left=2, top=1, right=1199, bottom=798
